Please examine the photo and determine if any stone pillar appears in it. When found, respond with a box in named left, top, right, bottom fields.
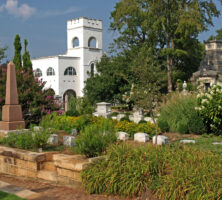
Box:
left=0, top=62, right=25, bottom=130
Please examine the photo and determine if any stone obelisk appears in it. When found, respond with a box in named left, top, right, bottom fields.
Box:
left=0, top=62, right=25, bottom=130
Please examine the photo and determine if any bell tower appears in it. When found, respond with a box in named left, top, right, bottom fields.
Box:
left=66, top=17, right=103, bottom=95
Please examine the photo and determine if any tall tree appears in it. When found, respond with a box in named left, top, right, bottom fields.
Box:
left=110, top=0, right=222, bottom=92
left=22, top=39, right=32, bottom=72
left=13, top=34, right=22, bottom=70
left=84, top=54, right=131, bottom=104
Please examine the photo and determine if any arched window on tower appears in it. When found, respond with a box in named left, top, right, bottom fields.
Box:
left=64, top=67, right=77, bottom=76
left=34, top=68, right=42, bottom=77
left=88, top=37, right=97, bottom=48
left=47, top=67, right=55, bottom=76
left=90, top=63, right=95, bottom=76
left=73, top=37, right=79, bottom=48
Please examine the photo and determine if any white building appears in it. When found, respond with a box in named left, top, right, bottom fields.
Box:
left=32, top=17, right=103, bottom=106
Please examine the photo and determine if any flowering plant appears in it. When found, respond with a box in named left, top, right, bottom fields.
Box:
left=197, top=83, right=222, bottom=135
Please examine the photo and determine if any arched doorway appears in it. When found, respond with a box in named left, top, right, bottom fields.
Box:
left=63, top=89, right=76, bottom=112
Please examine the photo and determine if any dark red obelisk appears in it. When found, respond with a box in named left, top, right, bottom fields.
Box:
left=0, top=62, right=25, bottom=130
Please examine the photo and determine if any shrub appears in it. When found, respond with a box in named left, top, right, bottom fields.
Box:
left=138, top=119, right=147, bottom=124
left=1, top=129, right=51, bottom=150
left=40, top=113, right=93, bottom=133
left=158, top=92, right=205, bottom=134
left=66, top=109, right=79, bottom=117
left=115, top=120, right=157, bottom=138
left=120, top=116, right=130, bottom=122
left=108, top=112, right=119, bottom=118
left=81, top=144, right=222, bottom=199
left=197, top=83, right=222, bottom=135
left=75, top=119, right=116, bottom=157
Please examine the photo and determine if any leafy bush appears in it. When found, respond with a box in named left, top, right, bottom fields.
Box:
left=67, top=95, right=95, bottom=116
left=115, top=120, right=157, bottom=138
left=197, top=83, right=222, bottom=135
left=66, top=109, right=79, bottom=117
left=158, top=92, right=205, bottom=134
left=138, top=119, right=147, bottom=124
left=120, top=116, right=130, bottom=122
left=0, top=129, right=51, bottom=150
left=108, top=112, right=119, bottom=118
left=82, top=144, right=222, bottom=199
left=40, top=113, right=93, bottom=133
left=75, top=119, right=116, bottom=157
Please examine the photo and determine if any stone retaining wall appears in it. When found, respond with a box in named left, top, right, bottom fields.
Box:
left=0, top=145, right=93, bottom=187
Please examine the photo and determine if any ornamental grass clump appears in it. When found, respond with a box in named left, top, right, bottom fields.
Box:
left=158, top=92, right=205, bottom=134
left=197, top=83, right=222, bottom=135
left=81, top=144, right=166, bottom=197
left=81, top=144, right=222, bottom=199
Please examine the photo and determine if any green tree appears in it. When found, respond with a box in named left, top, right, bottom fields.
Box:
left=130, top=45, right=165, bottom=138
left=13, top=34, right=22, bottom=70
left=208, top=28, right=222, bottom=41
left=22, top=39, right=32, bottom=72
left=110, top=0, right=222, bottom=92
left=84, top=54, right=131, bottom=104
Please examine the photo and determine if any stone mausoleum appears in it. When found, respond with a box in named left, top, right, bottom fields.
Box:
left=31, top=17, right=103, bottom=106
left=191, top=40, right=222, bottom=90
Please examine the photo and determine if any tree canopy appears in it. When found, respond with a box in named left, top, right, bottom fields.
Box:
left=84, top=55, right=131, bottom=104
left=110, top=0, right=222, bottom=92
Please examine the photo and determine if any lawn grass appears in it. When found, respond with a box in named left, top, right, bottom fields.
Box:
left=176, top=135, right=222, bottom=154
left=0, top=191, right=25, bottom=200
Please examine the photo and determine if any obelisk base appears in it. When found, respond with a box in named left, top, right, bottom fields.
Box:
left=2, top=105, right=23, bottom=122
left=0, top=121, right=25, bottom=131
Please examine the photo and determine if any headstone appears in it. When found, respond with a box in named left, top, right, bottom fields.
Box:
left=133, top=108, right=144, bottom=123
left=63, top=136, right=75, bottom=147
left=71, top=129, right=78, bottom=136
left=134, top=133, right=149, bottom=143
left=117, top=113, right=125, bottom=121
left=117, top=132, right=129, bottom=141
left=93, top=102, right=112, bottom=118
left=34, top=126, right=44, bottom=132
left=152, top=135, right=169, bottom=145
left=212, top=142, right=222, bottom=145
left=0, top=62, right=25, bottom=130
left=180, top=139, right=196, bottom=144
left=47, top=134, right=59, bottom=145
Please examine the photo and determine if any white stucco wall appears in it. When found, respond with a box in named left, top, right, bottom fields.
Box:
left=31, top=17, right=103, bottom=99
left=58, top=56, right=80, bottom=97
left=32, top=56, right=59, bottom=94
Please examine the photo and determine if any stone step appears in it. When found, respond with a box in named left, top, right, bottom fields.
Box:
left=37, top=170, right=57, bottom=182
left=41, top=161, right=56, bottom=171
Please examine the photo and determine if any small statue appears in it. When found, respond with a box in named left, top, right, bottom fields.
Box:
left=183, top=81, right=188, bottom=95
